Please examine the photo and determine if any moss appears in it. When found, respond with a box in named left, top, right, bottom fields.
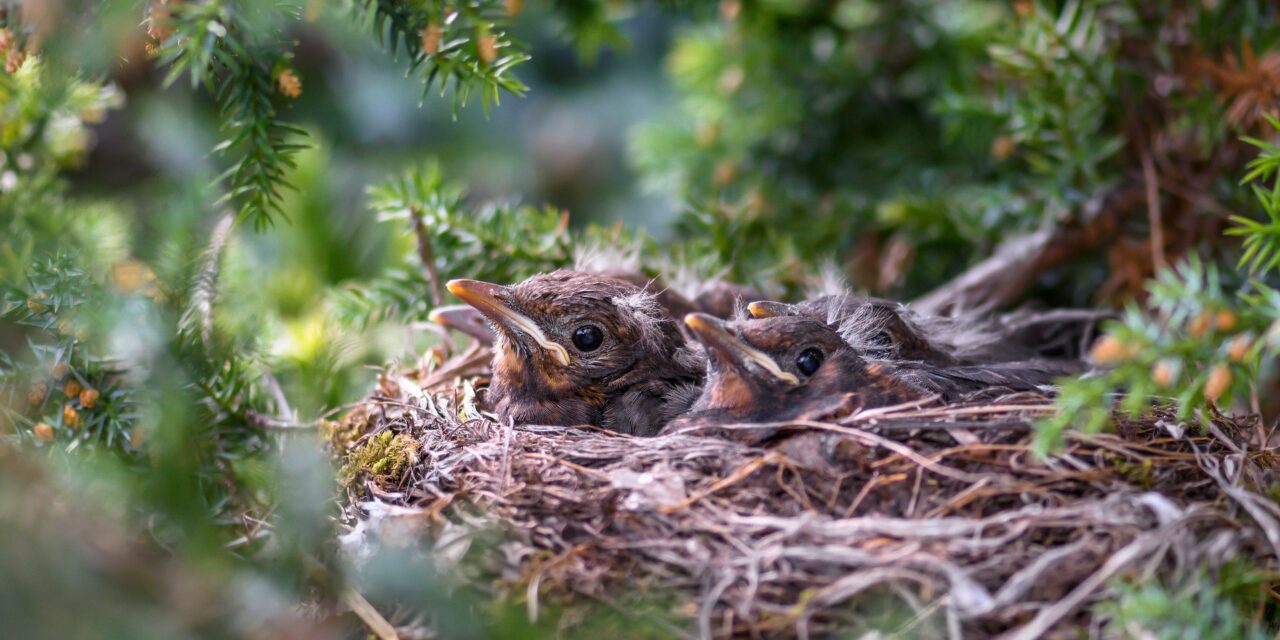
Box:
left=339, top=430, right=418, bottom=487
left=323, top=404, right=375, bottom=451
left=1113, top=458, right=1155, bottom=489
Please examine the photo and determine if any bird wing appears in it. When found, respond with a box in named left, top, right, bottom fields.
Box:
left=899, top=360, right=1083, bottom=401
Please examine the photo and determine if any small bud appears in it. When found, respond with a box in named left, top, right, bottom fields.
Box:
left=1013, top=0, right=1033, bottom=17
left=505, top=0, right=524, bottom=16
left=111, top=259, right=155, bottom=293
left=1089, top=334, right=1130, bottom=365
left=275, top=69, right=302, bottom=99
left=63, top=405, right=80, bottom=429
left=1152, top=360, right=1178, bottom=388
left=713, top=160, right=737, bottom=186
left=80, top=388, right=100, bottom=409
left=26, top=296, right=48, bottom=313
left=131, top=426, right=144, bottom=449
left=476, top=30, right=497, bottom=64
left=720, top=0, right=741, bottom=21
left=1188, top=311, right=1212, bottom=338
left=51, top=362, right=68, bottom=379
left=1215, top=309, right=1238, bottom=333
left=1204, top=364, right=1232, bottom=403
left=1228, top=334, right=1253, bottom=363
left=27, top=383, right=48, bottom=407
left=990, top=135, right=1015, bottom=160
left=64, top=380, right=82, bottom=398
left=148, top=2, right=175, bottom=43
left=422, top=23, right=442, bottom=55
left=34, top=422, right=54, bottom=442
left=718, top=66, right=745, bottom=94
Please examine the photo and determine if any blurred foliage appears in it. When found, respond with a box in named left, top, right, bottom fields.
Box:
left=633, top=0, right=1279, bottom=297
left=337, top=161, right=655, bottom=328
left=148, top=0, right=627, bottom=229
left=1101, top=560, right=1278, bottom=639
left=1039, top=121, right=1280, bottom=452
left=3, top=0, right=1280, bottom=637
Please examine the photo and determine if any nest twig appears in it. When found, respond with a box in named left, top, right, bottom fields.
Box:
left=333, top=345, right=1280, bottom=638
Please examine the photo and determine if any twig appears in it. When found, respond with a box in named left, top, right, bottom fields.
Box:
left=1141, top=146, right=1167, bottom=271
left=342, top=587, right=400, bottom=640
left=409, top=206, right=444, bottom=307
left=914, top=184, right=1145, bottom=314
left=790, top=420, right=986, bottom=483
left=659, top=453, right=783, bottom=514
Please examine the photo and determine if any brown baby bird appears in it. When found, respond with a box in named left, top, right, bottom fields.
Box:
left=746, top=294, right=1108, bottom=364
left=669, top=313, right=928, bottom=431
left=447, top=270, right=704, bottom=436
left=435, top=271, right=762, bottom=345
left=667, top=313, right=1081, bottom=440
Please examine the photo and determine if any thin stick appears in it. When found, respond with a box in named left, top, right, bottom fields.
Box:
left=1141, top=146, right=1167, bottom=272
left=659, top=453, right=782, bottom=514
left=410, top=206, right=444, bottom=307
left=342, top=587, right=400, bottom=640
left=790, top=421, right=986, bottom=483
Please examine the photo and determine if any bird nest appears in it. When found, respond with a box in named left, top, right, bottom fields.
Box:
left=331, top=342, right=1280, bottom=638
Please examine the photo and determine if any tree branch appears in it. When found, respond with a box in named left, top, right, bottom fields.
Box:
left=409, top=206, right=444, bottom=307
left=913, top=183, right=1146, bottom=315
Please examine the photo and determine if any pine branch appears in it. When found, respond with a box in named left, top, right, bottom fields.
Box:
left=153, top=1, right=309, bottom=230
left=351, top=0, right=531, bottom=113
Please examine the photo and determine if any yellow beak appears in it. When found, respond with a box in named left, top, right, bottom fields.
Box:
left=684, top=313, right=798, bottom=385
left=446, top=279, right=570, bottom=366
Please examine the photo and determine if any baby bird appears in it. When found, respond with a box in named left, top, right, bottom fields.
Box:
left=446, top=271, right=704, bottom=436
left=745, top=295, right=1105, bottom=365
left=671, top=313, right=925, bottom=428
left=434, top=272, right=762, bottom=344
left=668, top=313, right=1081, bottom=440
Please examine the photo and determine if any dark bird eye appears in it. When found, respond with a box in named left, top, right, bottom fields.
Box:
left=572, top=325, right=604, bottom=352
left=867, top=330, right=893, bottom=349
left=795, top=348, right=824, bottom=376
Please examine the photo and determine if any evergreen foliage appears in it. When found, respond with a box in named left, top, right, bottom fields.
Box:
left=3, top=0, right=1280, bottom=636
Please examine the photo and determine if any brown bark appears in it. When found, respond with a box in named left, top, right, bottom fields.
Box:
left=913, top=184, right=1146, bottom=316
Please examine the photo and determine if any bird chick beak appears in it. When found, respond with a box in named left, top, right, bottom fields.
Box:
left=428, top=305, right=496, bottom=344
left=746, top=301, right=793, bottom=319
left=446, top=279, right=570, bottom=367
left=684, top=313, right=799, bottom=385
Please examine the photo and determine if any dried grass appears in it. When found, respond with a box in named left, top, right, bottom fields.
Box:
left=334, top=342, right=1280, bottom=639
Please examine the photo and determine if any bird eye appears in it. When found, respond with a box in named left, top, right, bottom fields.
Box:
left=865, top=330, right=895, bottom=357
left=795, top=348, right=824, bottom=376
left=867, top=330, right=893, bottom=348
left=572, top=325, right=604, bottom=352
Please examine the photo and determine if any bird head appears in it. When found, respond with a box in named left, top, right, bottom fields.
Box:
left=747, top=297, right=958, bottom=365
left=447, top=270, right=698, bottom=431
left=681, top=313, right=921, bottom=425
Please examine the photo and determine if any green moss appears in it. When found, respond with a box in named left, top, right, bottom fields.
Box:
left=339, top=431, right=417, bottom=487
